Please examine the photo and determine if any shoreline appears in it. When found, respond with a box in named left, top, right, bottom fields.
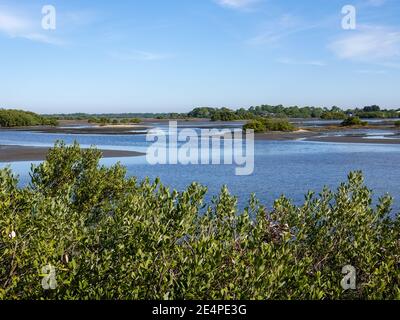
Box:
left=1, top=121, right=400, bottom=164
left=0, top=126, right=151, bottom=135
left=254, top=133, right=400, bottom=144
left=305, top=135, right=400, bottom=144
left=253, top=128, right=400, bottom=144
left=0, top=119, right=250, bottom=135
left=0, top=145, right=145, bottom=163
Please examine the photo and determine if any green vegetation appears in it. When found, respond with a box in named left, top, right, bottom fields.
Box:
left=42, top=105, right=400, bottom=123
left=88, top=117, right=141, bottom=126
left=3, top=143, right=398, bottom=300
left=341, top=116, right=368, bottom=127
left=242, top=119, right=267, bottom=133
left=52, top=113, right=187, bottom=121
left=0, top=109, right=58, bottom=127
left=210, top=108, right=239, bottom=121
left=190, top=105, right=399, bottom=121
left=395, top=120, right=400, bottom=127
left=244, top=118, right=296, bottom=133
left=247, top=105, right=325, bottom=119
left=120, top=118, right=141, bottom=124
left=321, top=111, right=347, bottom=120
left=355, top=105, right=399, bottom=119
left=187, top=107, right=216, bottom=118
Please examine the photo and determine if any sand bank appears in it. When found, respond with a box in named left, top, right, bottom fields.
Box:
left=0, top=145, right=145, bottom=163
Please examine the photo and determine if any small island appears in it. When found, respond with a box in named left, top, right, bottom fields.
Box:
left=243, top=118, right=296, bottom=133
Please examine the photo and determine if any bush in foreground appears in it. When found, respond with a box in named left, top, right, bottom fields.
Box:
left=0, top=142, right=399, bottom=300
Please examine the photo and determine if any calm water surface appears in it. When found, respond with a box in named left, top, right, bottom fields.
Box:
left=1, top=128, right=400, bottom=213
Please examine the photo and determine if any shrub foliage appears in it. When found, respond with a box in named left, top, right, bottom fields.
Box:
left=0, top=142, right=399, bottom=300
left=244, top=118, right=296, bottom=133
left=341, top=116, right=368, bottom=127
left=0, top=109, right=58, bottom=127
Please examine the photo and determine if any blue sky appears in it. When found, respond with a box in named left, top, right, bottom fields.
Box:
left=0, top=0, right=399, bottom=113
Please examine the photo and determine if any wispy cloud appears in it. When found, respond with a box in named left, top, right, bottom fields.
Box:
left=277, top=58, right=326, bottom=67
left=22, top=33, right=64, bottom=46
left=248, top=14, right=319, bottom=45
left=248, top=12, right=345, bottom=48
left=0, top=8, right=63, bottom=45
left=108, top=50, right=173, bottom=61
left=366, top=0, right=387, bottom=7
left=329, top=25, right=400, bottom=62
left=356, top=69, right=387, bottom=74
left=214, top=0, right=260, bottom=10
left=0, top=11, right=29, bottom=33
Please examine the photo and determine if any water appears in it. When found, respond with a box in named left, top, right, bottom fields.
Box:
left=296, top=118, right=400, bottom=127
left=1, top=127, right=400, bottom=213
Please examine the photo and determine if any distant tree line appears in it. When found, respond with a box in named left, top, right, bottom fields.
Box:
left=242, top=115, right=381, bottom=133
left=188, top=105, right=400, bottom=121
left=88, top=117, right=141, bottom=126
left=0, top=109, right=58, bottom=127
left=47, top=112, right=188, bottom=120
left=5, top=104, right=400, bottom=127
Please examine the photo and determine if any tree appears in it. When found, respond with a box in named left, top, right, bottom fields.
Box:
left=341, top=116, right=368, bottom=126
left=0, top=109, right=58, bottom=127
left=188, top=107, right=216, bottom=119
left=210, top=108, right=238, bottom=121
left=244, top=118, right=296, bottom=132
left=363, top=105, right=380, bottom=112
left=321, top=111, right=346, bottom=120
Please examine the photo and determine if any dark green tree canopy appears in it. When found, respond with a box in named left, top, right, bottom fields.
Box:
left=0, top=109, right=57, bottom=127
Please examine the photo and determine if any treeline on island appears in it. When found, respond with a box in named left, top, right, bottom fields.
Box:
left=2, top=105, right=400, bottom=129
left=188, top=105, right=400, bottom=121
left=242, top=115, right=383, bottom=133
left=46, top=105, right=400, bottom=122
left=87, top=117, right=141, bottom=126
left=1, top=142, right=399, bottom=299
left=0, top=109, right=58, bottom=128
left=243, top=118, right=296, bottom=133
